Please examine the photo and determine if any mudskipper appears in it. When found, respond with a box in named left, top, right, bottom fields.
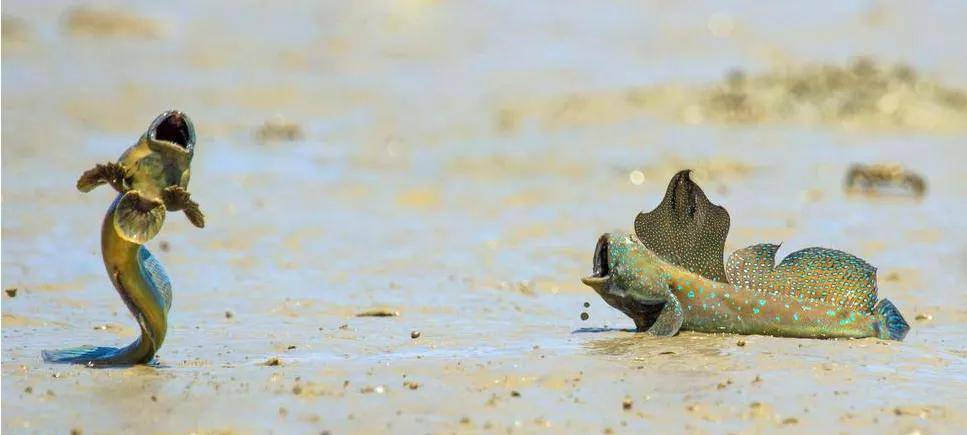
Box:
left=581, top=170, right=909, bottom=340
left=44, top=111, right=205, bottom=365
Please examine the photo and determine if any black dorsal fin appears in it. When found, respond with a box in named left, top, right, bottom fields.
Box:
left=634, top=170, right=730, bottom=282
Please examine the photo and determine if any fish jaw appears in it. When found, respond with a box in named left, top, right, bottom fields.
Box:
left=118, top=111, right=197, bottom=200
left=582, top=233, right=670, bottom=331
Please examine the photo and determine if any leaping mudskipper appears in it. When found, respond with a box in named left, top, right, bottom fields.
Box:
left=44, top=110, right=205, bottom=366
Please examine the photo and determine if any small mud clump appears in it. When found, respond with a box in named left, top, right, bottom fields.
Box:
left=580, top=312, right=589, bottom=321
left=845, top=163, right=926, bottom=197
left=356, top=308, right=399, bottom=317
left=63, top=7, right=164, bottom=39
left=5, top=288, right=17, bottom=297
left=255, top=115, right=304, bottom=144
left=410, top=330, right=421, bottom=339
left=263, top=357, right=282, bottom=366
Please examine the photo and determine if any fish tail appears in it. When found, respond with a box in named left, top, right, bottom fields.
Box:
left=873, top=299, right=910, bottom=341
left=42, top=341, right=147, bottom=366
left=42, top=345, right=121, bottom=366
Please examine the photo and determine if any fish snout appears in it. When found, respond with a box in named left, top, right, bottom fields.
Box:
left=149, top=110, right=196, bottom=153
left=581, top=233, right=611, bottom=291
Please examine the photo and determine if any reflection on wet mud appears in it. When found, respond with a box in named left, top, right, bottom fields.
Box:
left=585, top=332, right=727, bottom=360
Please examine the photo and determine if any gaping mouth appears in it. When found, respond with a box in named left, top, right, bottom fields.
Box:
left=149, top=111, right=195, bottom=152
left=581, top=234, right=610, bottom=286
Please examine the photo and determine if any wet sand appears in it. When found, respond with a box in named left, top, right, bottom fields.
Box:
left=3, top=1, right=967, bottom=433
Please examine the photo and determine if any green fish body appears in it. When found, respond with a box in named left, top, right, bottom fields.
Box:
left=582, top=171, right=909, bottom=341
left=43, top=111, right=204, bottom=366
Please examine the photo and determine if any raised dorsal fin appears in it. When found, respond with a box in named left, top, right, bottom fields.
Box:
left=726, top=244, right=878, bottom=312
left=634, top=170, right=730, bottom=282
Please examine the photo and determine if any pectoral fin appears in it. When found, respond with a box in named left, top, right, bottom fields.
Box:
left=162, top=186, right=205, bottom=228
left=645, top=292, right=683, bottom=336
left=77, top=162, right=128, bottom=193
left=114, top=191, right=166, bottom=244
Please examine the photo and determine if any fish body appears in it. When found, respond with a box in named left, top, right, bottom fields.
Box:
left=582, top=170, right=909, bottom=341
left=43, top=111, right=201, bottom=366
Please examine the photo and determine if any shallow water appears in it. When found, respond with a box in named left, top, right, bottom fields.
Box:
left=3, top=1, right=967, bottom=433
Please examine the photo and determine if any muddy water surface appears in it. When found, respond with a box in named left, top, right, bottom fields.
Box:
left=3, top=1, right=966, bottom=433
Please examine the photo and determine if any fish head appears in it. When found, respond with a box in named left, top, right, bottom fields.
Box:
left=581, top=232, right=671, bottom=329
left=121, top=110, right=197, bottom=194
left=146, top=110, right=196, bottom=159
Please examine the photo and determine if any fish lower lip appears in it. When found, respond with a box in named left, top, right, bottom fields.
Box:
left=581, top=275, right=609, bottom=285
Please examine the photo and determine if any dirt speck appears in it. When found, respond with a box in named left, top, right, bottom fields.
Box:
left=356, top=308, right=399, bottom=317
left=580, top=312, right=589, bottom=321
left=255, top=115, right=304, bottom=143
left=263, top=357, right=282, bottom=366
left=4, top=288, right=17, bottom=297
left=410, top=330, right=421, bottom=339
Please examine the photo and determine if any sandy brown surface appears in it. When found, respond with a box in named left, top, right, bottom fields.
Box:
left=3, top=1, right=967, bottom=434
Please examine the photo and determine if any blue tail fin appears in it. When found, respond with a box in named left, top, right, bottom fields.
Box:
left=873, top=299, right=909, bottom=341
left=42, top=345, right=124, bottom=366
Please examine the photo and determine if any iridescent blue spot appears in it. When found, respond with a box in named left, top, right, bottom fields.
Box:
left=758, top=299, right=766, bottom=306
left=826, top=310, right=836, bottom=316
left=793, top=313, right=800, bottom=321
left=775, top=316, right=781, bottom=322
left=709, top=292, right=716, bottom=298
left=752, top=307, right=760, bottom=315
left=698, top=287, right=704, bottom=295
left=687, top=290, right=695, bottom=299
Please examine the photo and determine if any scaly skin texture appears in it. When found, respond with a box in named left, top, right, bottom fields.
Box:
left=582, top=170, right=908, bottom=340
left=43, top=111, right=201, bottom=366
left=593, top=233, right=878, bottom=339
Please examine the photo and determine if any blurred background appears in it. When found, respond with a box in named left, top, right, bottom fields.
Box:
left=3, top=1, right=966, bottom=433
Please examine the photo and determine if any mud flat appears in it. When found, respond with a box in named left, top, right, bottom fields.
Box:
left=3, top=1, right=966, bottom=433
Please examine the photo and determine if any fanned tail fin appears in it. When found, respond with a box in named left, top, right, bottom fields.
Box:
left=42, top=345, right=123, bottom=366
left=873, top=299, right=910, bottom=341
left=43, top=337, right=148, bottom=366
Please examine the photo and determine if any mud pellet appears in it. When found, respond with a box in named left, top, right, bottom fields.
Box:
left=411, top=330, right=421, bottom=339
left=580, top=312, right=589, bottom=321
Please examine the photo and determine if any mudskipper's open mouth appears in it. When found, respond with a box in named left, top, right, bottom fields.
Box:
left=581, top=234, right=610, bottom=286
left=149, top=111, right=195, bottom=152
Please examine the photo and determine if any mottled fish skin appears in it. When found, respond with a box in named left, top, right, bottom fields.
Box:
left=591, top=233, right=884, bottom=339
left=43, top=111, right=201, bottom=366
left=634, top=170, right=729, bottom=283
left=583, top=169, right=909, bottom=340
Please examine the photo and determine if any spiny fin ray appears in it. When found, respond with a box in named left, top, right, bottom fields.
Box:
left=634, top=170, right=730, bottom=282
left=726, top=244, right=878, bottom=312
